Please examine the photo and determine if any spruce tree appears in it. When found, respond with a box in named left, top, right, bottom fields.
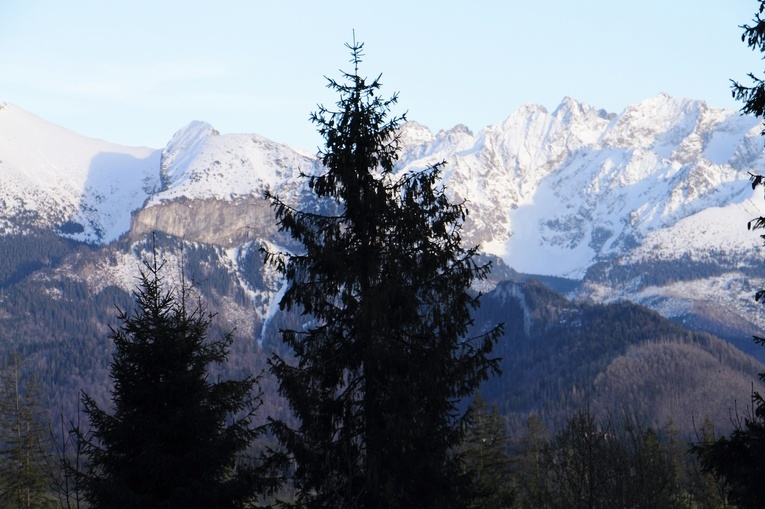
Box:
left=0, top=353, right=55, bottom=509
left=71, top=255, right=275, bottom=509
left=460, top=394, right=514, bottom=509
left=693, top=4, right=765, bottom=507
left=264, top=39, right=502, bottom=508
left=730, top=1, right=765, bottom=125
left=511, top=414, right=551, bottom=508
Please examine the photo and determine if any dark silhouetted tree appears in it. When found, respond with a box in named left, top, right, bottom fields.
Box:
left=692, top=397, right=765, bottom=509
left=693, top=4, right=765, bottom=508
left=516, top=409, right=683, bottom=509
left=731, top=1, right=765, bottom=124
left=460, top=394, right=513, bottom=509
left=70, top=256, right=277, bottom=509
left=0, top=353, right=55, bottom=509
left=543, top=410, right=615, bottom=509
left=685, top=418, right=730, bottom=509
left=264, top=39, right=502, bottom=509
left=511, top=414, right=550, bottom=508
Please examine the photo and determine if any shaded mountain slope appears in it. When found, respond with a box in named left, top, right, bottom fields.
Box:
left=475, top=280, right=764, bottom=434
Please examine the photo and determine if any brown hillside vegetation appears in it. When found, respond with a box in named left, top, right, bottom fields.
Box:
left=476, top=280, right=764, bottom=435
left=593, top=339, right=762, bottom=431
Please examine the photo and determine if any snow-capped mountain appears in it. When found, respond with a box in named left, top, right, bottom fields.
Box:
left=396, top=94, right=765, bottom=278
left=3, top=94, right=765, bottom=349
left=393, top=94, right=765, bottom=351
left=0, top=103, right=161, bottom=243
left=152, top=120, right=317, bottom=206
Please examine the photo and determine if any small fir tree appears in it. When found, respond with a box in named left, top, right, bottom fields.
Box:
left=0, top=353, right=55, bottom=509
left=264, top=39, right=502, bottom=508
left=511, top=414, right=551, bottom=508
left=460, top=394, right=514, bottom=509
left=730, top=1, right=765, bottom=126
left=71, top=255, right=276, bottom=509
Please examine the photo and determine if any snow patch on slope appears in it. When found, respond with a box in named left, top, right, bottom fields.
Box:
left=626, top=193, right=765, bottom=262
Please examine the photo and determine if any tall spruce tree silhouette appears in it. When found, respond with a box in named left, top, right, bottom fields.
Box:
left=264, top=39, right=502, bottom=509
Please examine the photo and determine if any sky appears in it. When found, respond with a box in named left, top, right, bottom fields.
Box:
left=1, top=1, right=763, bottom=152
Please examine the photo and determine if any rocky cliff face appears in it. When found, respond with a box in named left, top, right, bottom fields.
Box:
left=129, top=196, right=279, bottom=248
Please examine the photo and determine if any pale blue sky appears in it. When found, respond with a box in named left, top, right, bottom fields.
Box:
left=0, top=1, right=761, bottom=151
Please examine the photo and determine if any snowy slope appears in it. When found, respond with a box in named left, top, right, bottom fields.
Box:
left=150, top=120, right=318, bottom=206
left=396, top=94, right=765, bottom=278
left=3, top=94, right=765, bottom=279
left=0, top=103, right=160, bottom=242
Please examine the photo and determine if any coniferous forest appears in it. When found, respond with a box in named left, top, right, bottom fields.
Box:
left=6, top=4, right=765, bottom=507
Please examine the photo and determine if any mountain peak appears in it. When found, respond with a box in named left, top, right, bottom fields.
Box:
left=168, top=120, right=220, bottom=146
left=505, top=103, right=549, bottom=122
left=399, top=121, right=435, bottom=147
left=645, top=93, right=706, bottom=112
left=553, top=96, right=585, bottom=114
left=551, top=96, right=614, bottom=126
left=600, top=94, right=711, bottom=151
left=160, top=121, right=219, bottom=190
left=440, top=124, right=474, bottom=137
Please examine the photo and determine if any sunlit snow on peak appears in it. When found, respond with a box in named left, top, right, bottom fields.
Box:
left=0, top=103, right=160, bottom=243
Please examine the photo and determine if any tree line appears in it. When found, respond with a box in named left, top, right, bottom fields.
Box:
left=0, top=357, right=741, bottom=509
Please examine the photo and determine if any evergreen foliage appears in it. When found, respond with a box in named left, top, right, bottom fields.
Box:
left=692, top=391, right=765, bottom=509
left=70, top=255, right=276, bottom=509
left=692, top=4, right=765, bottom=507
left=684, top=418, right=730, bottom=508
left=510, top=414, right=550, bottom=508
left=263, top=39, right=502, bottom=508
left=513, top=410, right=684, bottom=509
left=731, top=1, right=765, bottom=124
left=460, top=394, right=514, bottom=509
left=0, top=353, right=55, bottom=509
left=0, top=230, right=82, bottom=289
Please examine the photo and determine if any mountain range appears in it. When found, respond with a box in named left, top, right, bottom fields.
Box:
left=2, top=94, right=765, bottom=433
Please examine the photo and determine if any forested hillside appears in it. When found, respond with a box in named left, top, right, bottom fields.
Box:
left=476, top=280, right=763, bottom=434
left=0, top=229, right=759, bottom=441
